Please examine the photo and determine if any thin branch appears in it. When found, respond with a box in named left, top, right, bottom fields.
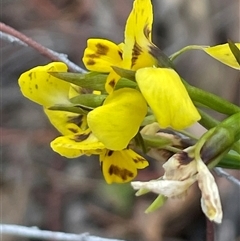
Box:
left=206, top=219, right=214, bottom=241
left=0, top=22, right=86, bottom=73
left=0, top=224, right=126, bottom=241
left=214, top=167, right=240, bottom=187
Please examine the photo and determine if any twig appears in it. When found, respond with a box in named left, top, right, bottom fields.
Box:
left=206, top=219, right=214, bottom=241
left=214, top=167, right=240, bottom=187
left=0, top=224, right=126, bottom=241
left=0, top=22, right=86, bottom=73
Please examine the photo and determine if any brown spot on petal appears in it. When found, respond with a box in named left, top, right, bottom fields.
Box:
left=118, top=50, right=123, bottom=59
left=108, top=79, right=116, bottom=88
left=133, top=156, right=145, bottom=164
left=143, top=24, right=151, bottom=39
left=67, top=115, right=83, bottom=127
left=87, top=59, right=96, bottom=66
left=72, top=133, right=90, bottom=142
left=68, top=128, right=79, bottom=133
left=131, top=41, right=142, bottom=68
left=86, top=53, right=99, bottom=58
left=28, top=72, right=33, bottom=80
left=108, top=165, right=134, bottom=181
left=35, top=84, right=38, bottom=89
left=107, top=150, right=114, bottom=156
left=96, top=43, right=109, bottom=55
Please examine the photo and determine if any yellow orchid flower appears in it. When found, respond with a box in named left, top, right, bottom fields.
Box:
left=82, top=0, right=156, bottom=93
left=18, top=62, right=148, bottom=183
left=83, top=0, right=200, bottom=130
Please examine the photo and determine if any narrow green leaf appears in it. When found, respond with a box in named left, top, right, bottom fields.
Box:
left=48, top=104, right=90, bottom=114
left=142, top=134, right=172, bottom=148
left=112, top=66, right=136, bottom=81
left=217, top=152, right=240, bottom=169
left=70, top=94, right=107, bottom=108
left=115, top=77, right=138, bottom=90
left=50, top=72, right=107, bottom=92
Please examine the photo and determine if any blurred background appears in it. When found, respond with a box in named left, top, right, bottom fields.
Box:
left=1, top=0, right=240, bottom=241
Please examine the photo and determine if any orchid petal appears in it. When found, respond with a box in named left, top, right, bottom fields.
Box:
left=83, top=39, right=123, bottom=72
left=51, top=131, right=105, bottom=158
left=105, top=70, right=121, bottom=94
left=123, top=0, right=156, bottom=70
left=18, top=62, right=70, bottom=107
left=100, top=149, right=148, bottom=184
left=44, top=109, right=87, bottom=135
left=87, top=88, right=147, bottom=150
left=136, top=67, right=201, bottom=130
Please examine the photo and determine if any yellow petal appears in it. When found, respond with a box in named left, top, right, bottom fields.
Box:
left=18, top=62, right=70, bottom=107
left=105, top=70, right=121, bottom=94
left=204, top=43, right=240, bottom=69
left=87, top=88, right=148, bottom=150
left=50, top=130, right=105, bottom=158
left=44, top=108, right=87, bottom=135
left=82, top=39, right=123, bottom=72
left=100, top=149, right=148, bottom=184
left=123, top=0, right=156, bottom=70
left=136, top=67, right=201, bottom=130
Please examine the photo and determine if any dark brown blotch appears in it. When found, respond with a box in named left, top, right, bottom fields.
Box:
left=35, top=84, right=38, bottom=89
left=72, top=133, right=90, bottom=142
left=108, top=79, right=116, bottom=88
left=118, top=50, right=123, bottom=59
left=131, top=41, right=142, bottom=68
left=67, top=115, right=83, bottom=127
left=177, top=151, right=194, bottom=165
left=108, top=165, right=134, bottom=181
left=86, top=53, right=99, bottom=59
left=107, top=150, right=114, bottom=156
left=87, top=59, right=96, bottom=66
left=68, top=128, right=79, bottom=134
left=143, top=24, right=151, bottom=39
left=96, top=43, right=109, bottom=55
left=132, top=156, right=145, bottom=164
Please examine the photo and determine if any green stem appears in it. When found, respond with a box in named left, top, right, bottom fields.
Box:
left=198, top=109, right=240, bottom=154
left=197, top=109, right=220, bottom=129
left=218, top=152, right=240, bottom=169
left=184, top=80, right=240, bottom=115
left=170, top=45, right=209, bottom=62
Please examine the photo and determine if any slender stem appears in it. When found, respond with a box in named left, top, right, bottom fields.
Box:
left=184, top=81, right=240, bottom=115
left=197, top=109, right=220, bottom=129
left=206, top=219, right=214, bottom=241
left=169, top=45, right=209, bottom=62
left=0, top=22, right=86, bottom=73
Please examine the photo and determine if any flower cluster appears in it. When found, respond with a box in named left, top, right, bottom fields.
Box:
left=18, top=0, right=240, bottom=223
